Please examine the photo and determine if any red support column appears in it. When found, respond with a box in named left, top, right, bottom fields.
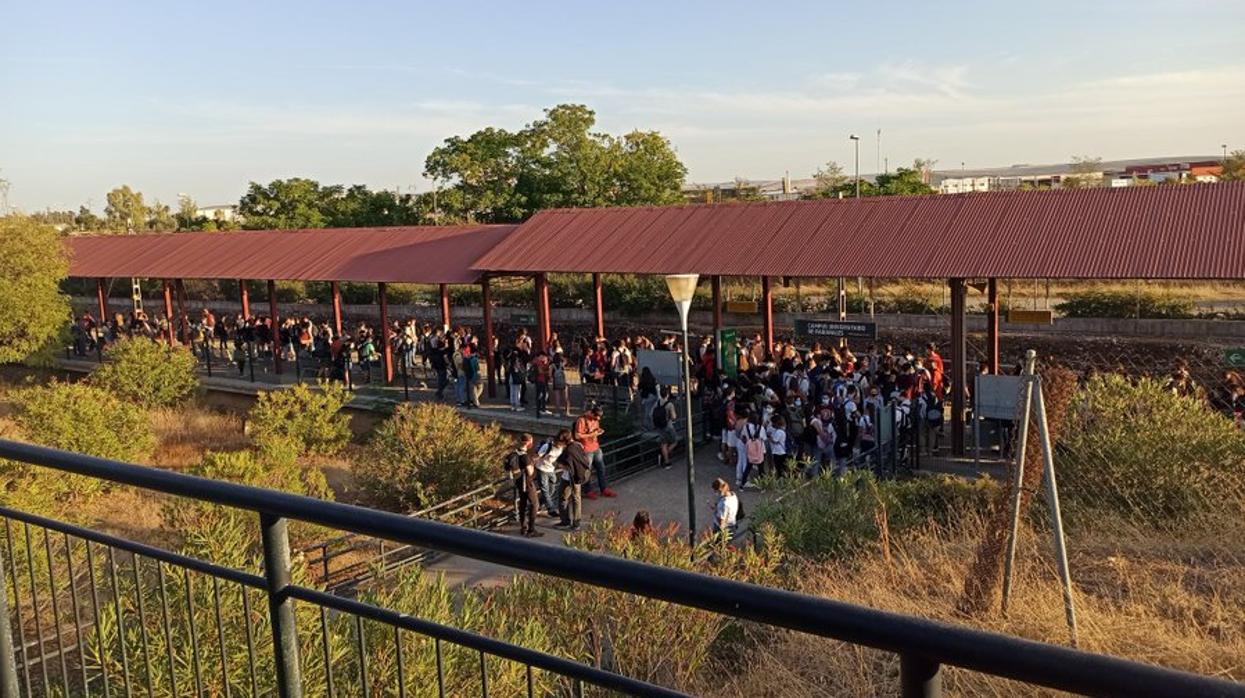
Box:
left=268, top=280, right=282, bottom=375
left=592, top=273, right=605, bottom=340
left=534, top=273, right=551, bottom=352
left=331, top=281, right=343, bottom=337
left=987, top=277, right=1000, bottom=375
left=96, top=278, right=108, bottom=326
left=439, top=283, right=451, bottom=329
left=712, top=275, right=723, bottom=337
left=239, top=280, right=251, bottom=319
left=174, top=279, right=189, bottom=345
left=761, top=276, right=774, bottom=352
left=482, top=277, right=496, bottom=398
left=950, top=278, right=967, bottom=455
left=162, top=281, right=176, bottom=345
left=378, top=282, right=394, bottom=383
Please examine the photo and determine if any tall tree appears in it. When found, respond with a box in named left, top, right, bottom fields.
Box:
left=0, top=216, right=70, bottom=363
left=1221, top=150, right=1245, bottom=182
left=424, top=104, right=686, bottom=222
left=146, top=200, right=175, bottom=231
left=74, top=205, right=104, bottom=231
left=810, top=161, right=848, bottom=198
left=104, top=185, right=148, bottom=232
left=237, top=178, right=334, bottom=229
left=1062, top=156, right=1104, bottom=189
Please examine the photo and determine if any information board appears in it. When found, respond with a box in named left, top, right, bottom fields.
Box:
left=975, top=374, right=1025, bottom=420
left=717, top=328, right=738, bottom=378
left=794, top=318, right=878, bottom=340
left=637, top=349, right=683, bottom=386
left=1227, top=348, right=1245, bottom=367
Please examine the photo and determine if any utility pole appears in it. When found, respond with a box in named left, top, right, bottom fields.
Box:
left=876, top=128, right=882, bottom=175
left=849, top=134, right=861, bottom=198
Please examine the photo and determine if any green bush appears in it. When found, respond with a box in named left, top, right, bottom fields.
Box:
left=1055, top=289, right=1195, bottom=319
left=753, top=471, right=995, bottom=560
left=247, top=381, right=352, bottom=455
left=91, top=336, right=200, bottom=407
left=1059, top=373, right=1245, bottom=525
left=2, top=381, right=155, bottom=511
left=357, top=402, right=509, bottom=511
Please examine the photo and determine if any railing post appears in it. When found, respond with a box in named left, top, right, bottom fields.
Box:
left=900, top=653, right=942, bottom=698
left=260, top=513, right=303, bottom=698
left=0, top=544, right=19, bottom=698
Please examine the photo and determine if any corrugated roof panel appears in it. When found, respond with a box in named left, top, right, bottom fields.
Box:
left=67, top=225, right=518, bottom=284
left=471, top=183, right=1245, bottom=280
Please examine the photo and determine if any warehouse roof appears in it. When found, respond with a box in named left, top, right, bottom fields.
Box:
left=471, top=183, right=1245, bottom=279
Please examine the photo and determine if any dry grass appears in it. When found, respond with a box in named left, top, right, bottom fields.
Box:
left=712, top=517, right=1245, bottom=697
left=148, top=402, right=248, bottom=467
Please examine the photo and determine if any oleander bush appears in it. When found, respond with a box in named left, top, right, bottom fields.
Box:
left=247, top=381, right=352, bottom=455
left=91, top=335, right=200, bottom=407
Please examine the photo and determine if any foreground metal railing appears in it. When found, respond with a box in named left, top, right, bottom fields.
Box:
left=0, top=440, right=1241, bottom=698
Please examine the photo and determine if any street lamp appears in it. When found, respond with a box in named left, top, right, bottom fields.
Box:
left=849, top=134, right=861, bottom=198
left=665, top=273, right=699, bottom=548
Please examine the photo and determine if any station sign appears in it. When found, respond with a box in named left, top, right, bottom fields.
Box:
left=794, top=318, right=878, bottom=340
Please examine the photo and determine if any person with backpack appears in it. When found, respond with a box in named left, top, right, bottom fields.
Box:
left=738, top=411, right=766, bottom=490
left=768, top=414, right=790, bottom=478
left=810, top=398, right=838, bottom=476
left=718, top=387, right=738, bottom=464
left=654, top=387, right=678, bottom=469
left=504, top=433, right=541, bottom=537
left=534, top=438, right=562, bottom=519
left=554, top=429, right=588, bottom=531
left=550, top=349, right=570, bottom=416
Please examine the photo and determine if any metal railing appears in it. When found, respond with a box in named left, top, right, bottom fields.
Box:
left=0, top=439, right=1241, bottom=698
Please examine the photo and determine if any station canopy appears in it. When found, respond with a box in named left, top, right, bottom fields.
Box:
left=66, top=224, right=518, bottom=285
left=471, top=183, right=1245, bottom=280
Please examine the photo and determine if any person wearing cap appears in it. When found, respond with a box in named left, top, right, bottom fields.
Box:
left=574, top=404, right=615, bottom=499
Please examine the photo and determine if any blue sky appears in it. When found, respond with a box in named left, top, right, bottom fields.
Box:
left=2, top=1, right=1243, bottom=210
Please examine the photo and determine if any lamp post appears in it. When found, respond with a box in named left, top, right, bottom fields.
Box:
left=666, top=273, right=699, bottom=548
left=849, top=134, right=861, bottom=198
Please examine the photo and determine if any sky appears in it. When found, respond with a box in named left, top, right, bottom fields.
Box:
left=2, top=0, right=1243, bottom=211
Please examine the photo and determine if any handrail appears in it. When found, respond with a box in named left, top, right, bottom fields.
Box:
left=0, top=439, right=1241, bottom=698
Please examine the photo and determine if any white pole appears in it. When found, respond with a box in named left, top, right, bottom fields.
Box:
left=1001, top=349, right=1037, bottom=614
left=1034, top=382, right=1079, bottom=646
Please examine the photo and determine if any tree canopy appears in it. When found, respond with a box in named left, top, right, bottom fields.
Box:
left=1222, top=150, right=1245, bottom=182
left=423, top=104, right=687, bottom=223
left=807, top=159, right=935, bottom=199
left=0, top=216, right=70, bottom=363
left=237, top=178, right=430, bottom=229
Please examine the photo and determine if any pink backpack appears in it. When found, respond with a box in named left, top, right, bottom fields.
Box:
left=745, top=425, right=766, bottom=464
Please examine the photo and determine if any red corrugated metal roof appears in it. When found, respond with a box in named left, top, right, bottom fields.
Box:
left=66, top=225, right=518, bottom=284
left=471, top=183, right=1245, bottom=279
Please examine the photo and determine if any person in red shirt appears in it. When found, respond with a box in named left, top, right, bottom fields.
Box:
left=574, top=404, right=615, bottom=499
left=926, top=342, right=945, bottom=396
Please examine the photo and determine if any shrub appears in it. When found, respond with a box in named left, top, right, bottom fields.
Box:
left=492, top=516, right=784, bottom=689
left=1055, top=289, right=1195, bottom=319
left=358, top=402, right=509, bottom=511
left=91, top=335, right=199, bottom=407
left=753, top=470, right=996, bottom=560
left=0, top=216, right=70, bottom=365
left=248, top=381, right=352, bottom=455
left=1059, top=373, right=1245, bottom=525
left=2, top=381, right=155, bottom=510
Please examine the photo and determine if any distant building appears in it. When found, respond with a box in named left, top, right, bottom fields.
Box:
left=933, top=155, right=1223, bottom=193
left=682, top=175, right=871, bottom=202
left=196, top=204, right=239, bottom=222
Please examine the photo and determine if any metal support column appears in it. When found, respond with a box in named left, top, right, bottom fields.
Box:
left=950, top=278, right=967, bottom=455
left=162, top=280, right=175, bottom=345
left=239, top=280, right=251, bottom=318
left=268, top=280, right=282, bottom=375
left=592, top=273, right=605, bottom=340
left=711, top=275, right=723, bottom=337
left=482, top=277, right=496, bottom=398
left=761, top=276, right=773, bottom=352
left=260, top=514, right=303, bottom=698
left=95, top=278, right=109, bottom=324
left=330, top=281, right=343, bottom=337
left=0, top=542, right=16, bottom=698
left=900, top=654, right=942, bottom=698
left=987, top=278, right=1000, bottom=374
left=378, top=282, right=393, bottom=383
left=535, top=273, right=551, bottom=352
left=174, top=279, right=189, bottom=345
left=439, top=283, right=451, bottom=329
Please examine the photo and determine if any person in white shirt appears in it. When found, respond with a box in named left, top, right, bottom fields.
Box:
left=712, top=478, right=739, bottom=535
left=767, top=415, right=790, bottom=477
left=534, top=439, right=563, bottom=517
